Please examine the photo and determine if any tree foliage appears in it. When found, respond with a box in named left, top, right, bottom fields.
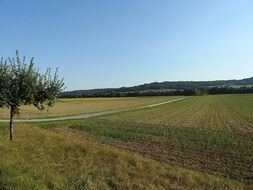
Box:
left=0, top=60, right=8, bottom=107
left=0, top=51, right=64, bottom=140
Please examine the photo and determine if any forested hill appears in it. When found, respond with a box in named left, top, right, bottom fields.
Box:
left=61, top=76, right=253, bottom=97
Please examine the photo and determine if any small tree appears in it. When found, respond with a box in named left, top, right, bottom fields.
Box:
left=0, top=51, right=64, bottom=141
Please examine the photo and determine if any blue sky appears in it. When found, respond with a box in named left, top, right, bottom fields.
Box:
left=0, top=0, right=253, bottom=90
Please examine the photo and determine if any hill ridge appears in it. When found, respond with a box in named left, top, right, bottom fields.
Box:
left=61, top=76, right=253, bottom=97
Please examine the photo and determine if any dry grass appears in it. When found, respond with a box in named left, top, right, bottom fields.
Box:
left=43, top=95, right=253, bottom=184
left=0, top=124, right=245, bottom=190
left=0, top=96, right=180, bottom=119
left=1, top=95, right=252, bottom=189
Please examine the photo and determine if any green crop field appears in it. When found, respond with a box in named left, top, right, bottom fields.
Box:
left=0, top=95, right=253, bottom=189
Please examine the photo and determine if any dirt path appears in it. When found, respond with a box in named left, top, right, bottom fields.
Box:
left=0, top=97, right=187, bottom=123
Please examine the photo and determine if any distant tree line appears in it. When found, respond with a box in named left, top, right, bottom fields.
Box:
left=60, top=76, right=253, bottom=98
left=59, top=86, right=253, bottom=98
left=208, top=86, right=253, bottom=94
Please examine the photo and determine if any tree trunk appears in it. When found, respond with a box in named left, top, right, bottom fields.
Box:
left=9, top=106, right=14, bottom=141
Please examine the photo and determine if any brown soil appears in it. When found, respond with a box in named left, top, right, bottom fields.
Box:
left=52, top=126, right=253, bottom=184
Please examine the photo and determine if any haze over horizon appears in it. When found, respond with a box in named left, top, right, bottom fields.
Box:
left=1, top=0, right=253, bottom=90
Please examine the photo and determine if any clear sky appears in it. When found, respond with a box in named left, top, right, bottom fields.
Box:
left=0, top=0, right=252, bottom=90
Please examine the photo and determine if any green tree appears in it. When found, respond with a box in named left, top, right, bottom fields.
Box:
left=195, top=88, right=208, bottom=96
left=0, top=60, right=8, bottom=107
left=0, top=51, right=64, bottom=140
